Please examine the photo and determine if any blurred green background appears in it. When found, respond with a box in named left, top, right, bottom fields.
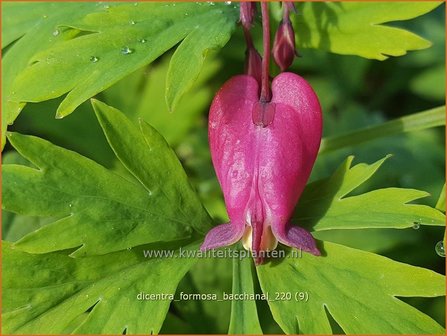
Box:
left=3, top=3, right=445, bottom=334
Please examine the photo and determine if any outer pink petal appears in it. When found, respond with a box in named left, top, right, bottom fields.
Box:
left=200, top=222, right=245, bottom=251
left=208, top=75, right=260, bottom=225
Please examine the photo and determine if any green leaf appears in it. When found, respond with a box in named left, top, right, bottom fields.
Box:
left=411, top=65, right=446, bottom=100
left=436, top=184, right=445, bottom=212
left=1, top=2, right=100, bottom=149
left=294, top=2, right=441, bottom=60
left=2, top=2, right=58, bottom=48
left=2, top=240, right=199, bottom=334
left=319, top=106, right=446, bottom=154
left=313, top=228, right=419, bottom=253
left=3, top=100, right=211, bottom=256
left=8, top=2, right=238, bottom=119
left=165, top=18, right=233, bottom=112
left=257, top=242, right=445, bottom=334
left=229, top=252, right=263, bottom=334
left=294, top=156, right=446, bottom=231
left=100, top=52, right=218, bottom=147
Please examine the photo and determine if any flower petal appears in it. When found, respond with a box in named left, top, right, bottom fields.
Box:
left=273, top=224, right=320, bottom=256
left=200, top=223, right=245, bottom=251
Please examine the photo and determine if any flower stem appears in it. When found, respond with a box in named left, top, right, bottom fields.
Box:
left=242, top=26, right=254, bottom=49
left=260, top=2, right=271, bottom=102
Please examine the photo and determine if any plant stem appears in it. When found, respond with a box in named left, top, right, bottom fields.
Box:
left=282, top=2, right=290, bottom=21
left=319, top=106, right=446, bottom=154
left=260, top=1, right=271, bottom=102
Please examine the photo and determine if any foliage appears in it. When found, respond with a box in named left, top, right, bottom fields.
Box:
left=3, top=103, right=445, bottom=334
left=3, top=240, right=199, bottom=334
left=2, top=1, right=445, bottom=335
left=292, top=2, right=442, bottom=60
left=257, top=242, right=445, bottom=334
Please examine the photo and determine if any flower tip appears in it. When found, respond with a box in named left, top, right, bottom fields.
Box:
left=310, top=247, right=321, bottom=256
left=272, top=19, right=296, bottom=71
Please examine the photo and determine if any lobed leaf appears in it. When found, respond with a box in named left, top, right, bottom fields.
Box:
left=3, top=100, right=211, bottom=256
left=7, top=2, right=238, bottom=127
left=294, top=2, right=441, bottom=60
left=294, top=156, right=446, bottom=231
left=1, top=2, right=102, bottom=149
left=257, top=241, right=445, bottom=334
left=2, top=241, right=199, bottom=334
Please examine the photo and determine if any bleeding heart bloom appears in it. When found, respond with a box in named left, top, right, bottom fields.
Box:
left=201, top=72, right=322, bottom=264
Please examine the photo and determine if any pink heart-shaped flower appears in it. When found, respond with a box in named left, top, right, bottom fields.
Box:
left=201, top=72, right=322, bottom=264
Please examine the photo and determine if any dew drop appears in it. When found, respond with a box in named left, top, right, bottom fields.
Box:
left=138, top=38, right=147, bottom=43
left=148, top=190, right=153, bottom=196
left=52, top=29, right=60, bottom=36
left=90, top=56, right=99, bottom=63
left=43, top=14, right=48, bottom=19
left=69, top=203, right=73, bottom=208
left=103, top=4, right=110, bottom=9
left=130, top=20, right=136, bottom=25
left=225, top=1, right=232, bottom=4
left=412, top=222, right=420, bottom=230
left=435, top=241, right=445, bottom=257
left=121, top=46, right=134, bottom=55
left=133, top=2, right=138, bottom=6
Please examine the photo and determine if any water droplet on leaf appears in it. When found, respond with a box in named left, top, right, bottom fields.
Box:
left=435, top=241, right=445, bottom=257
left=130, top=20, right=136, bottom=25
left=90, top=56, right=99, bottom=63
left=121, top=46, right=134, bottom=55
left=225, top=1, right=232, bottom=4
left=138, top=38, right=147, bottom=43
left=52, top=29, right=60, bottom=36
left=412, top=222, right=420, bottom=230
